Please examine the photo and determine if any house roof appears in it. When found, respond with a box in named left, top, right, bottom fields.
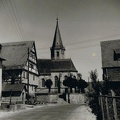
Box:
left=101, top=39, right=120, bottom=68
left=51, top=19, right=65, bottom=50
left=2, top=83, right=26, bottom=97
left=38, top=58, right=78, bottom=75
left=2, top=83, right=25, bottom=92
left=1, top=41, right=34, bottom=70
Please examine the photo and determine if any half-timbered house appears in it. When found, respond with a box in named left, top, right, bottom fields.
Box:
left=1, top=41, right=39, bottom=102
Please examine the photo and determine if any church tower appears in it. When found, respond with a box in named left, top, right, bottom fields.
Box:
left=50, top=19, right=65, bottom=60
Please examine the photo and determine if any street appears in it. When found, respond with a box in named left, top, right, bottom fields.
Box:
left=1, top=104, right=96, bottom=120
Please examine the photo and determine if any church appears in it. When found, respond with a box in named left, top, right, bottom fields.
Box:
left=38, top=19, right=78, bottom=93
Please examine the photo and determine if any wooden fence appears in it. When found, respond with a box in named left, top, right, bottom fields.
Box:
left=99, top=90, right=120, bottom=120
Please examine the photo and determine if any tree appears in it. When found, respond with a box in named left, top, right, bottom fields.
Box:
left=89, top=69, right=98, bottom=83
left=77, top=78, right=88, bottom=93
left=63, top=75, right=77, bottom=93
left=45, top=79, right=53, bottom=93
left=89, top=69, right=99, bottom=94
left=89, top=69, right=102, bottom=119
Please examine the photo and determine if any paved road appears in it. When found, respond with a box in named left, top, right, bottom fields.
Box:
left=1, top=104, right=95, bottom=120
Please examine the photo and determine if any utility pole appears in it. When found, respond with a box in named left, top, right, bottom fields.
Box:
left=27, top=48, right=30, bottom=103
left=58, top=73, right=61, bottom=93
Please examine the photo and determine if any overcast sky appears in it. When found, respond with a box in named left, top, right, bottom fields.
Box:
left=1, top=0, right=120, bottom=80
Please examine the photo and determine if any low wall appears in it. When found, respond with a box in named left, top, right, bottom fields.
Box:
left=66, top=93, right=87, bottom=104
left=36, top=94, right=59, bottom=103
left=36, top=93, right=87, bottom=104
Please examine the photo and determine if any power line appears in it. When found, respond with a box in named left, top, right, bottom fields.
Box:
left=12, top=0, right=26, bottom=40
left=9, top=0, right=25, bottom=41
left=64, top=33, right=120, bottom=46
left=2, top=0, right=25, bottom=41
left=4, top=0, right=23, bottom=41
left=1, top=0, right=21, bottom=41
left=36, top=33, right=120, bottom=51
left=39, top=44, right=99, bottom=54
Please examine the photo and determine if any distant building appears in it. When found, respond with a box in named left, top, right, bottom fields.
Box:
left=38, top=19, right=78, bottom=93
left=1, top=41, right=39, bottom=102
left=101, top=40, right=120, bottom=88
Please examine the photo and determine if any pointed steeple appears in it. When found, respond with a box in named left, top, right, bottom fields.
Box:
left=52, top=18, right=64, bottom=49
left=51, top=19, right=65, bottom=60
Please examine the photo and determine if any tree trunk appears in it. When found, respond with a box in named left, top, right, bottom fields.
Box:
left=49, top=88, right=51, bottom=93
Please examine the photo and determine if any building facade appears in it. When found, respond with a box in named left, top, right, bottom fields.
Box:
left=101, top=39, right=120, bottom=89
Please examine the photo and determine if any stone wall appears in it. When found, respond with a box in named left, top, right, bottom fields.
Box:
left=66, top=93, right=87, bottom=104
left=36, top=94, right=58, bottom=103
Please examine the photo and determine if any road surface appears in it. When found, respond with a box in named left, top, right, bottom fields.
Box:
left=1, top=104, right=96, bottom=120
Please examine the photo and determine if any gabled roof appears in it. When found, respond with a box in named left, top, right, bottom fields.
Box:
left=2, top=83, right=26, bottom=97
left=101, top=39, right=120, bottom=67
left=51, top=19, right=65, bottom=50
left=51, top=59, right=78, bottom=72
left=1, top=41, right=34, bottom=70
left=38, top=58, right=78, bottom=75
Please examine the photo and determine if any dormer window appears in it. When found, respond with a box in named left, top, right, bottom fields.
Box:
left=114, top=49, right=120, bottom=61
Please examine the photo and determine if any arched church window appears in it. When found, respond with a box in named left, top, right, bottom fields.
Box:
left=64, top=75, right=68, bottom=80
left=42, top=78, right=45, bottom=87
left=54, top=76, right=58, bottom=87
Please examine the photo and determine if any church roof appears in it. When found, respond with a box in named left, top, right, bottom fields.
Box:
left=51, top=19, right=65, bottom=50
left=38, top=58, right=78, bottom=75
left=1, top=41, right=34, bottom=70
left=51, top=59, right=78, bottom=72
left=37, top=59, right=51, bottom=75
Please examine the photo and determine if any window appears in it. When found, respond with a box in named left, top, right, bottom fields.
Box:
left=42, top=78, right=45, bottom=87
left=29, top=63, right=34, bottom=69
left=23, top=71, right=25, bottom=78
left=114, top=49, right=120, bottom=61
left=61, top=50, right=64, bottom=55
left=33, top=75, right=35, bottom=81
left=56, top=51, right=59, bottom=57
left=54, top=76, right=58, bottom=87
left=23, top=71, right=28, bottom=79
left=32, top=86, right=34, bottom=91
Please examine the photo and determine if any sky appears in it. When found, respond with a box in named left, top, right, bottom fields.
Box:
left=0, top=0, right=120, bottom=81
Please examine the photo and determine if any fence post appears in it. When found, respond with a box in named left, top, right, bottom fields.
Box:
left=111, top=90, right=118, bottom=120
left=105, top=96, right=110, bottom=120
left=100, top=92, right=105, bottom=120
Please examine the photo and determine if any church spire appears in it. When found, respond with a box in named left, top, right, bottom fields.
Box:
left=50, top=19, right=65, bottom=60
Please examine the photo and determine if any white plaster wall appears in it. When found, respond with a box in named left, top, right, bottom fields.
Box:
left=51, top=72, right=77, bottom=88
left=39, top=72, right=77, bottom=89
